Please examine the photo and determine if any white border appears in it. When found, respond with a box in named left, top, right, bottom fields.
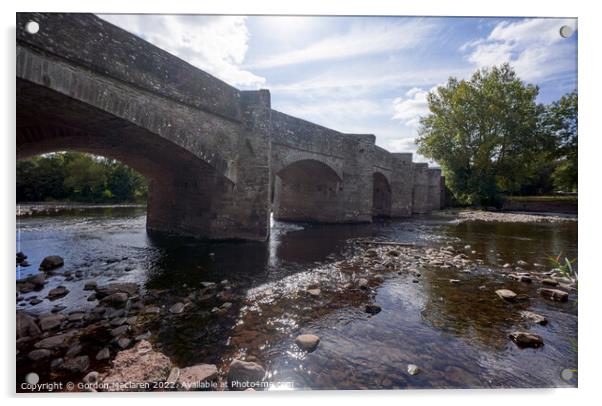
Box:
left=2, top=1, right=599, bottom=405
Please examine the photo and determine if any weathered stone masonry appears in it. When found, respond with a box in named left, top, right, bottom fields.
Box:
left=16, top=13, right=443, bottom=241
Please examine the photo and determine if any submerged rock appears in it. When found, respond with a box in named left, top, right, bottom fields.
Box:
left=295, top=334, right=320, bottom=352
left=519, top=310, right=548, bottom=326
left=227, top=359, right=266, bottom=391
left=508, top=331, right=544, bottom=348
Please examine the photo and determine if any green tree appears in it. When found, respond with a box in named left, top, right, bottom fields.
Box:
left=416, top=64, right=549, bottom=206
left=63, top=154, right=107, bottom=201
left=17, top=151, right=148, bottom=203
left=543, top=91, right=578, bottom=191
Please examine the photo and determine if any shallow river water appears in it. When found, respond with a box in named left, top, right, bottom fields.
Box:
left=16, top=207, right=578, bottom=390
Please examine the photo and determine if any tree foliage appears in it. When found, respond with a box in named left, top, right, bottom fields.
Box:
left=17, top=152, right=148, bottom=203
left=416, top=64, right=577, bottom=205
left=543, top=90, right=578, bottom=192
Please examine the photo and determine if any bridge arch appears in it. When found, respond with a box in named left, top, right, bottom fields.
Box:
left=272, top=159, right=343, bottom=223
left=372, top=172, right=392, bottom=218
left=17, top=78, right=250, bottom=240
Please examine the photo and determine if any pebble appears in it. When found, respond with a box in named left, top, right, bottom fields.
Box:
left=508, top=331, right=544, bottom=348
left=495, top=289, right=517, bottom=302
left=365, top=304, right=382, bottom=315
left=407, top=364, right=421, bottom=375
left=295, top=334, right=320, bottom=352
left=169, top=302, right=185, bottom=314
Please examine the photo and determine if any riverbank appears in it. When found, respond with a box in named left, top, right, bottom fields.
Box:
left=439, top=209, right=577, bottom=224
left=17, top=203, right=146, bottom=217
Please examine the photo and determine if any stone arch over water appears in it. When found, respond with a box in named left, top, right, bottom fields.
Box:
left=272, top=159, right=342, bottom=223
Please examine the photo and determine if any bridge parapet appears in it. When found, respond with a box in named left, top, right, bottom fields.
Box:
left=17, top=13, right=243, bottom=122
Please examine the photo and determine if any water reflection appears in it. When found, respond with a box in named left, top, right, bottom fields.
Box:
left=16, top=208, right=577, bottom=389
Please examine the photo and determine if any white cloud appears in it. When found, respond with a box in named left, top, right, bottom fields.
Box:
left=391, top=87, right=430, bottom=128
left=247, top=19, right=437, bottom=69
left=98, top=14, right=265, bottom=88
left=462, top=18, right=577, bottom=83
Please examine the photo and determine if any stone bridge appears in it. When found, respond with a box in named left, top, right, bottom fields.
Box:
left=16, top=13, right=443, bottom=241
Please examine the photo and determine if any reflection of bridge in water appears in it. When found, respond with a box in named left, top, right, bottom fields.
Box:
left=17, top=13, right=443, bottom=241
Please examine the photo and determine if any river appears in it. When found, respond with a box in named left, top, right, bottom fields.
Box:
left=16, top=207, right=578, bottom=390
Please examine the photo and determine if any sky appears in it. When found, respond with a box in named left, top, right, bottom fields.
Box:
left=99, top=15, right=578, bottom=162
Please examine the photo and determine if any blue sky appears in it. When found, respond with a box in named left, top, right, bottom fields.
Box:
left=99, top=15, right=577, bottom=161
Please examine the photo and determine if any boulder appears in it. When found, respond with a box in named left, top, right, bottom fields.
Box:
left=101, top=340, right=172, bottom=391
left=508, top=331, right=544, bottom=348
left=62, top=355, right=90, bottom=373
left=295, top=334, right=320, bottom=352
left=177, top=364, right=219, bottom=390
left=96, top=347, right=110, bottom=361
left=34, top=333, right=71, bottom=350
left=47, top=286, right=69, bottom=300
left=516, top=260, right=529, bottom=267
left=111, top=325, right=129, bottom=337
left=95, top=283, right=139, bottom=299
left=227, top=359, right=266, bottom=391
left=539, top=288, right=569, bottom=302
left=358, top=278, right=369, bottom=290
left=101, top=292, right=129, bottom=307
left=16, top=312, right=41, bottom=339
left=28, top=349, right=51, bottom=361
left=39, top=255, right=64, bottom=271
left=39, top=314, right=66, bottom=331
left=495, top=289, right=517, bottom=302
left=541, top=279, right=559, bottom=287
left=27, top=273, right=46, bottom=287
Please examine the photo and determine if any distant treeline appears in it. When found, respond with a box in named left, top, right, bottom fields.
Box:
left=17, top=152, right=148, bottom=203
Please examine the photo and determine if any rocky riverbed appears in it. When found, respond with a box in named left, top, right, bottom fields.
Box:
left=446, top=209, right=577, bottom=224
left=16, top=209, right=578, bottom=391
left=16, top=238, right=577, bottom=391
